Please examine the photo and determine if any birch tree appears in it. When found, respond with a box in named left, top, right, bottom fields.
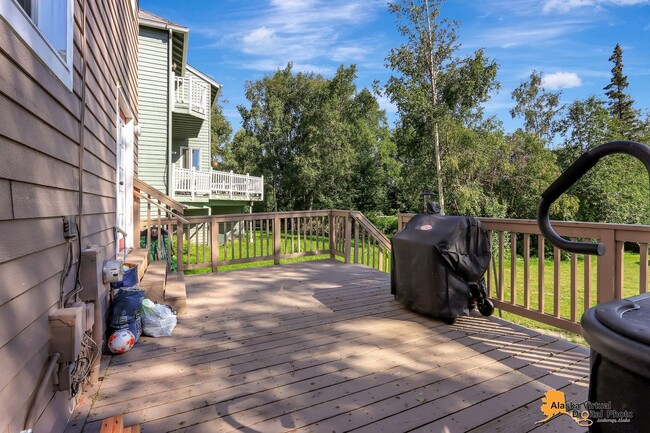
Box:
left=384, top=0, right=455, bottom=213
left=383, top=0, right=497, bottom=214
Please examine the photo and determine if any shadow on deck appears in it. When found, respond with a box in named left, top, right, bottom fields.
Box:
left=67, top=259, right=589, bottom=433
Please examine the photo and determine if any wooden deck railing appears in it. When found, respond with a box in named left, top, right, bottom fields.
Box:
left=398, top=213, right=650, bottom=334
left=133, top=178, right=188, bottom=272
left=178, top=209, right=650, bottom=334
left=181, top=210, right=392, bottom=273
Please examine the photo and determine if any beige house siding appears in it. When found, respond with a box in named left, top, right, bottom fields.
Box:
left=0, top=0, right=138, bottom=432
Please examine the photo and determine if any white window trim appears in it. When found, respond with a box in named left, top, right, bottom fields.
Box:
left=180, top=146, right=201, bottom=170
left=0, top=0, right=74, bottom=90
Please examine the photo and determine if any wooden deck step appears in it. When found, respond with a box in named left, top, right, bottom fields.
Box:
left=100, top=415, right=140, bottom=433
left=124, top=248, right=149, bottom=282
left=165, top=271, right=186, bottom=315
left=138, top=260, right=166, bottom=304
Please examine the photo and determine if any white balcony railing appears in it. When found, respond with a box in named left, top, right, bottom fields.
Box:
left=173, top=165, right=264, bottom=201
left=174, top=76, right=209, bottom=115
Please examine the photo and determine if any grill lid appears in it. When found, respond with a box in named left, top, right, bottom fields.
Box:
left=594, top=293, right=650, bottom=345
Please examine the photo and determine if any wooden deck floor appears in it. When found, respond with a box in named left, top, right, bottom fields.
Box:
left=68, top=260, right=590, bottom=433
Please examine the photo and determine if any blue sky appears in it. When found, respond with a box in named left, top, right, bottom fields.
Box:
left=139, top=0, right=650, bottom=133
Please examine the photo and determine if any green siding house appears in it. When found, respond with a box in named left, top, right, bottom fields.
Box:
left=138, top=10, right=263, bottom=217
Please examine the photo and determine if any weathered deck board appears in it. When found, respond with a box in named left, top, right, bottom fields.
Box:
left=70, top=260, right=589, bottom=433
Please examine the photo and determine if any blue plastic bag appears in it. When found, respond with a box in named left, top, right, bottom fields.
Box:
left=112, top=264, right=138, bottom=289
left=110, top=287, right=145, bottom=342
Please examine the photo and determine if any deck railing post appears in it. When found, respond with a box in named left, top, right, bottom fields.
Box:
left=273, top=214, right=281, bottom=265
left=177, top=220, right=184, bottom=273
left=229, top=170, right=233, bottom=199
left=354, top=219, right=359, bottom=263
left=208, top=168, right=213, bottom=200
left=211, top=218, right=220, bottom=272
left=344, top=214, right=352, bottom=264
left=188, top=77, right=193, bottom=110
left=597, top=228, right=616, bottom=304
left=329, top=211, right=335, bottom=259
left=133, top=189, right=141, bottom=243
left=190, top=168, right=196, bottom=199
left=614, top=237, right=625, bottom=300
left=146, top=198, right=152, bottom=254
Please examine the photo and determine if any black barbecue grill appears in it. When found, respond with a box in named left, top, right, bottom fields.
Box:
left=391, top=201, right=494, bottom=324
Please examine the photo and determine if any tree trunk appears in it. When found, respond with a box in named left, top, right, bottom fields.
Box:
left=423, top=0, right=445, bottom=214
left=272, top=181, right=278, bottom=212
left=433, top=122, right=445, bottom=214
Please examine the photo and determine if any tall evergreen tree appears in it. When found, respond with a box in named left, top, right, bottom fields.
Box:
left=603, top=43, right=636, bottom=125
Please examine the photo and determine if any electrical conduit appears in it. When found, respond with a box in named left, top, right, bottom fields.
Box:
left=22, top=352, right=62, bottom=432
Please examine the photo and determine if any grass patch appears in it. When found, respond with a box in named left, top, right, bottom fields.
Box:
left=492, top=251, right=644, bottom=343
left=184, top=254, right=336, bottom=274
left=180, top=229, right=389, bottom=273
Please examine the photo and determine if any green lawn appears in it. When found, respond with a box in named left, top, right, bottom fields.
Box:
left=495, top=251, right=644, bottom=342
left=179, top=228, right=390, bottom=274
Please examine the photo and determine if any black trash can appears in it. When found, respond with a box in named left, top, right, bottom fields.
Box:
left=390, top=204, right=493, bottom=323
left=581, top=293, right=650, bottom=432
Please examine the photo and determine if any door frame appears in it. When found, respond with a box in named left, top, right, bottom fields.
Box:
left=116, top=87, right=135, bottom=254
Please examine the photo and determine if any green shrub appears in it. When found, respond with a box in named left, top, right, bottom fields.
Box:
left=367, top=215, right=399, bottom=237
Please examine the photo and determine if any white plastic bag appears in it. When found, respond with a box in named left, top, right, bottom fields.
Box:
left=140, top=298, right=177, bottom=337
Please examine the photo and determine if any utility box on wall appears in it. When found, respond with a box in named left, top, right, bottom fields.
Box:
left=49, top=306, right=83, bottom=364
left=79, top=246, right=110, bottom=382
left=49, top=306, right=84, bottom=392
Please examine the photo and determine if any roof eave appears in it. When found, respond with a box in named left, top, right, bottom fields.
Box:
left=138, top=18, right=188, bottom=34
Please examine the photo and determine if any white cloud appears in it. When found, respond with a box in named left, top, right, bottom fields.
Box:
left=331, top=45, right=370, bottom=62
left=242, top=27, right=277, bottom=52
left=479, top=20, right=587, bottom=48
left=543, top=0, right=593, bottom=13
left=270, top=0, right=316, bottom=10
left=244, top=59, right=335, bottom=76
left=542, top=71, right=583, bottom=89
left=198, top=0, right=385, bottom=74
left=543, top=0, right=650, bottom=13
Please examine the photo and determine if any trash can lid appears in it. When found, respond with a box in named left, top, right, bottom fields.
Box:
left=594, top=293, right=650, bottom=346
